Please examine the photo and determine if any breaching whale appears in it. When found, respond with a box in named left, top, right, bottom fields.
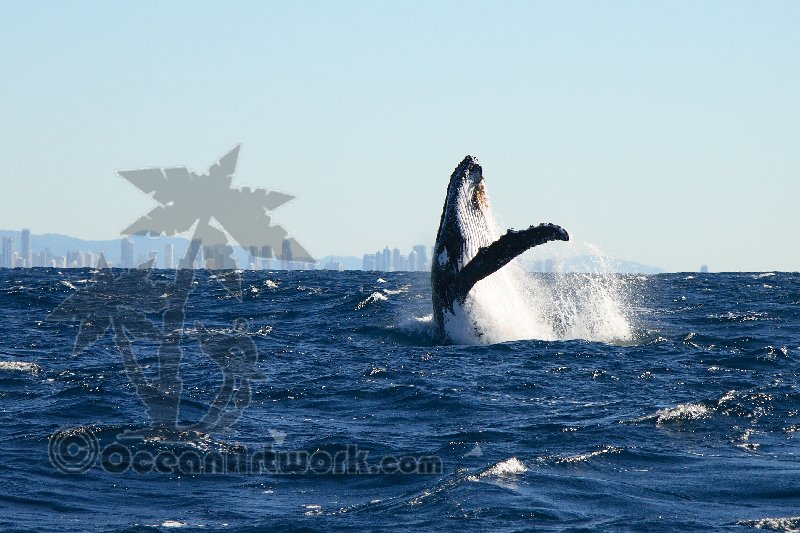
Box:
left=431, top=155, right=569, bottom=342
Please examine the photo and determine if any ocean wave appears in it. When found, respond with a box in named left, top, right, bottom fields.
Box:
left=382, top=286, right=409, bottom=296
left=555, top=446, right=622, bottom=464
left=477, top=457, right=528, bottom=477
left=0, top=360, right=41, bottom=374
left=354, top=291, right=389, bottom=310
left=738, top=516, right=800, bottom=532
left=631, top=402, right=713, bottom=426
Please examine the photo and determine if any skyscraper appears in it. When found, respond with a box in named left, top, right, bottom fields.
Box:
left=407, top=250, right=418, bottom=272
left=257, top=245, right=272, bottom=269
left=21, top=228, right=31, bottom=268
left=1, top=237, right=14, bottom=268
left=413, top=244, right=428, bottom=272
left=392, top=248, right=402, bottom=272
left=281, top=238, right=293, bottom=269
left=84, top=251, right=97, bottom=268
left=281, top=238, right=292, bottom=260
left=121, top=238, right=135, bottom=268
left=382, top=247, right=391, bottom=272
left=164, top=244, right=174, bottom=269
left=362, top=254, right=376, bottom=271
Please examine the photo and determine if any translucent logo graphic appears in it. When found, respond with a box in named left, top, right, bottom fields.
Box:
left=48, top=146, right=310, bottom=447
left=47, top=428, right=443, bottom=476
left=120, top=145, right=312, bottom=270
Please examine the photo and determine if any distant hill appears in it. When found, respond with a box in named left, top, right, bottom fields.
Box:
left=561, top=255, right=663, bottom=274
left=520, top=254, right=663, bottom=274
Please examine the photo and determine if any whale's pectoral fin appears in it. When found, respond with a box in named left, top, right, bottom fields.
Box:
left=454, top=223, right=569, bottom=303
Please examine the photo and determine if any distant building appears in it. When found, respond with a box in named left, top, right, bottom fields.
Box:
left=84, top=251, right=97, bottom=268
left=260, top=245, right=274, bottom=269
left=357, top=245, right=432, bottom=272
left=66, top=250, right=81, bottom=268
left=33, top=248, right=50, bottom=268
left=281, top=238, right=293, bottom=269
left=121, top=238, right=134, bottom=268
left=391, top=248, right=402, bottom=272
left=413, top=244, right=428, bottom=272
left=362, top=254, right=376, bottom=271
left=382, top=247, right=391, bottom=272
left=194, top=246, right=204, bottom=270
left=21, top=228, right=31, bottom=268
left=1, top=237, right=14, bottom=268
left=164, top=244, right=174, bottom=269
left=281, top=238, right=293, bottom=261
left=407, top=250, right=418, bottom=272
left=203, top=245, right=233, bottom=270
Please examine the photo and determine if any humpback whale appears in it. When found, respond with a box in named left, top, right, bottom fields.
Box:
left=431, top=156, right=569, bottom=342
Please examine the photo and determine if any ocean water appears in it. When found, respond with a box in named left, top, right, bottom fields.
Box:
left=1, top=268, right=799, bottom=532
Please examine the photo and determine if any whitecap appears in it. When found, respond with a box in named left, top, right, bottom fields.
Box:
left=382, top=286, right=409, bottom=296
left=654, top=403, right=711, bottom=425
left=556, top=446, right=621, bottom=464
left=488, top=457, right=528, bottom=475
left=737, top=516, right=800, bottom=532
left=354, top=291, right=388, bottom=311
left=0, top=360, right=41, bottom=374
left=304, top=504, right=323, bottom=516
left=471, top=457, right=528, bottom=479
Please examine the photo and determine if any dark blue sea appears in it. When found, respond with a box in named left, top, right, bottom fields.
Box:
left=1, top=269, right=799, bottom=532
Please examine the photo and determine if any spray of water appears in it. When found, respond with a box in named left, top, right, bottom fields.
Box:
left=448, top=210, right=635, bottom=345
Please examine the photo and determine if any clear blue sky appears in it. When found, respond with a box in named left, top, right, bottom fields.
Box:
left=1, top=1, right=798, bottom=271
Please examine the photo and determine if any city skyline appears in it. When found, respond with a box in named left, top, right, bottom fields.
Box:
left=0, top=228, right=439, bottom=272
left=0, top=227, right=670, bottom=273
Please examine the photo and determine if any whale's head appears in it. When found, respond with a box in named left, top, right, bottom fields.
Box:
left=449, top=155, right=489, bottom=212
left=434, top=156, right=495, bottom=271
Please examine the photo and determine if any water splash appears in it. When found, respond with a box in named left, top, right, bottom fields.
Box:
left=531, top=246, right=636, bottom=343
left=451, top=210, right=635, bottom=345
